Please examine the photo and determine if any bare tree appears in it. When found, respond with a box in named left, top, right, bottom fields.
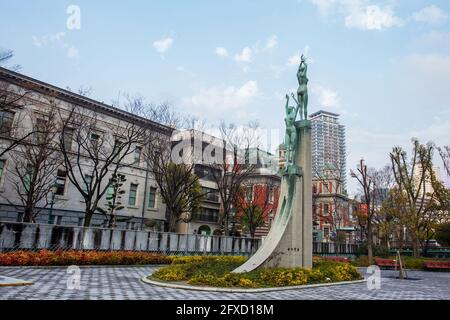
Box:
left=350, top=159, right=379, bottom=264
left=389, top=139, right=444, bottom=257
left=0, top=73, right=40, bottom=159
left=437, top=146, right=449, bottom=177
left=0, top=49, right=20, bottom=71
left=208, top=121, right=259, bottom=236
left=3, top=102, right=61, bottom=222
left=58, top=105, right=146, bottom=227
left=139, top=101, right=209, bottom=232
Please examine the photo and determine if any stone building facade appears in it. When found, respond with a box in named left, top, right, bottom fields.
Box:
left=0, top=67, right=170, bottom=230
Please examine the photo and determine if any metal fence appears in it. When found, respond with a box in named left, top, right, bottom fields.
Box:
left=0, top=221, right=359, bottom=256
left=0, top=221, right=260, bottom=255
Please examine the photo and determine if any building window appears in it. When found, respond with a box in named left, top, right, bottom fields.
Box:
left=63, top=128, right=74, bottom=151
left=55, top=170, right=67, bottom=196
left=83, top=175, right=92, bottom=193
left=268, top=188, right=274, bottom=203
left=134, top=146, right=142, bottom=164
left=23, top=163, right=33, bottom=193
left=128, top=183, right=138, bottom=206
left=0, top=159, right=5, bottom=182
left=324, top=203, right=329, bottom=215
left=78, top=217, right=84, bottom=226
left=106, top=182, right=114, bottom=199
left=90, top=133, right=100, bottom=149
left=49, top=215, right=62, bottom=225
left=324, top=226, right=330, bottom=239
left=148, top=187, right=157, bottom=208
left=34, top=118, right=47, bottom=143
left=0, top=111, right=14, bottom=136
left=203, top=187, right=219, bottom=202
left=17, top=212, right=24, bottom=222
left=113, top=139, right=123, bottom=156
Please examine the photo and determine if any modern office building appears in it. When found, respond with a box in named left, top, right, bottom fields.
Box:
left=310, top=110, right=347, bottom=193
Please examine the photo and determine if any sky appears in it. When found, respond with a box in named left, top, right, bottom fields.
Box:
left=1, top=0, right=449, bottom=195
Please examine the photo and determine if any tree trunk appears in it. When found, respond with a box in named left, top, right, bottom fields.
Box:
left=84, top=209, right=94, bottom=227
left=23, top=206, right=33, bottom=223
left=412, top=236, right=420, bottom=258
left=367, top=220, right=374, bottom=264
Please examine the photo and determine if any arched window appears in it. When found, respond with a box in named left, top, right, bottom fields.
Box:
left=198, top=225, right=211, bottom=236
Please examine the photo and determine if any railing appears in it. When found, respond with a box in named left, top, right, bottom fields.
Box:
left=0, top=221, right=359, bottom=256
left=313, top=242, right=359, bottom=256
left=0, top=221, right=259, bottom=255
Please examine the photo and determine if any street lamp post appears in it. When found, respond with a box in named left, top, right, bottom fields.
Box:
left=48, top=183, right=58, bottom=224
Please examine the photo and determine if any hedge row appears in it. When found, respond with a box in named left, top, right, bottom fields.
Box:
left=0, top=250, right=172, bottom=266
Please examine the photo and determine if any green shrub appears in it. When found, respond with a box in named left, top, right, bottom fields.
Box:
left=353, top=255, right=370, bottom=267
left=151, top=256, right=362, bottom=288
left=356, top=243, right=391, bottom=258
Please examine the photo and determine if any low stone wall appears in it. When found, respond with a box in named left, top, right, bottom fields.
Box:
left=0, top=221, right=261, bottom=255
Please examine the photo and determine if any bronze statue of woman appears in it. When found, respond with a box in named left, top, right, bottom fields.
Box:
left=284, top=94, right=300, bottom=166
left=294, top=54, right=308, bottom=120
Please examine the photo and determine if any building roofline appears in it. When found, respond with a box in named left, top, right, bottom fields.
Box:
left=309, top=110, right=340, bottom=118
left=0, top=66, right=173, bottom=134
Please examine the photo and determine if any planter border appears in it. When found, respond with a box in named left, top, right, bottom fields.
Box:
left=141, top=276, right=366, bottom=293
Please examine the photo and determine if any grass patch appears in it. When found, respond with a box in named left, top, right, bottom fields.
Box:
left=150, top=256, right=363, bottom=288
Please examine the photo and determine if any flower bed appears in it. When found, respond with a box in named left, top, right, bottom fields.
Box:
left=0, top=250, right=172, bottom=266
left=150, top=256, right=362, bottom=288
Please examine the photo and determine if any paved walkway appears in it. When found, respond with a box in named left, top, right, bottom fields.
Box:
left=0, top=266, right=449, bottom=300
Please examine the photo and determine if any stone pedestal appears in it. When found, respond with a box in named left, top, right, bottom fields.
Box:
left=233, top=120, right=312, bottom=272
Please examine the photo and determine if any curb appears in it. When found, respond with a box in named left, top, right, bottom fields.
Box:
left=141, top=276, right=366, bottom=293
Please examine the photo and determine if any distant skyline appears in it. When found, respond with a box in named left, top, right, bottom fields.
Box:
left=1, top=0, right=449, bottom=194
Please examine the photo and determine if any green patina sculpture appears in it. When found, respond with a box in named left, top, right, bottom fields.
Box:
left=283, top=54, right=308, bottom=170
left=293, top=54, right=308, bottom=121
left=284, top=94, right=299, bottom=167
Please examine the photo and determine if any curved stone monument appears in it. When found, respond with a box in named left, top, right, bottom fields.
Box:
left=233, top=55, right=312, bottom=272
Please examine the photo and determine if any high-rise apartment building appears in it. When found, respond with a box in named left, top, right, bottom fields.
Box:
left=310, top=110, right=347, bottom=193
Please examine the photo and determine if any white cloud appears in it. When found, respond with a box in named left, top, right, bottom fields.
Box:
left=152, top=37, right=174, bottom=53
left=308, top=0, right=336, bottom=16
left=287, top=54, right=301, bottom=67
left=344, top=4, right=403, bottom=30
left=413, top=5, right=448, bottom=25
left=32, top=32, right=66, bottom=47
left=287, top=46, right=312, bottom=67
left=184, top=80, right=259, bottom=112
left=264, top=35, right=278, bottom=50
left=66, top=45, right=79, bottom=59
left=311, top=84, right=340, bottom=108
left=308, top=0, right=403, bottom=30
left=215, top=47, right=228, bottom=57
left=234, top=47, right=253, bottom=63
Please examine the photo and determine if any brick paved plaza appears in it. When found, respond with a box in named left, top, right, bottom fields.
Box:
left=0, top=266, right=449, bottom=300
